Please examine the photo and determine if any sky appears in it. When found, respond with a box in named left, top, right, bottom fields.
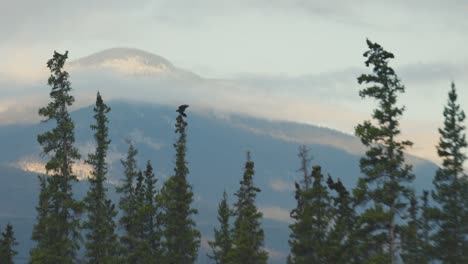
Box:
left=0, top=0, right=467, bottom=163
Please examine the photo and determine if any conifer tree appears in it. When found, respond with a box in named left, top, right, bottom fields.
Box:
left=287, top=146, right=312, bottom=264
left=229, top=152, right=268, bottom=264
left=30, top=51, right=82, bottom=263
left=0, top=224, right=18, bottom=264
left=419, top=191, right=432, bottom=260
left=297, top=145, right=312, bottom=189
left=353, top=39, right=414, bottom=264
left=133, top=170, right=152, bottom=263
left=288, top=165, right=333, bottom=264
left=30, top=175, right=49, bottom=261
left=400, top=191, right=431, bottom=264
left=143, top=161, right=163, bottom=260
left=117, top=141, right=139, bottom=261
left=326, top=176, right=357, bottom=264
left=160, top=105, right=200, bottom=263
left=431, top=82, right=468, bottom=263
left=208, top=191, right=233, bottom=264
left=83, top=92, right=119, bottom=263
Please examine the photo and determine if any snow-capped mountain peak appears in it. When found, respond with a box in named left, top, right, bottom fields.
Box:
left=69, top=47, right=177, bottom=75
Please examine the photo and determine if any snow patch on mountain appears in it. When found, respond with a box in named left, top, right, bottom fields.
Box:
left=68, top=47, right=199, bottom=78
left=14, top=158, right=92, bottom=181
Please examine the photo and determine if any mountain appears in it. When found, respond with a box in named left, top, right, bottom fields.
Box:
left=0, top=48, right=440, bottom=263
left=69, top=47, right=200, bottom=79
left=0, top=101, right=437, bottom=264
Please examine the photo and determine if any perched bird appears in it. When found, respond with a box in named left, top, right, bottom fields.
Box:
left=295, top=182, right=300, bottom=190
left=177, top=104, right=189, bottom=117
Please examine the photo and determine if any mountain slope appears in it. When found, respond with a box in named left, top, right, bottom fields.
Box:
left=69, top=47, right=200, bottom=79
left=0, top=102, right=437, bottom=263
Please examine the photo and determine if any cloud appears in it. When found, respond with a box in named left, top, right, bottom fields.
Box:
left=2, top=0, right=467, bottom=76
left=231, top=68, right=360, bottom=103
left=264, top=247, right=287, bottom=261
left=128, top=129, right=164, bottom=150
left=14, top=156, right=92, bottom=181
left=269, top=179, right=294, bottom=193
left=200, top=236, right=211, bottom=252
left=0, top=48, right=466, bottom=166
left=260, top=206, right=292, bottom=224
left=0, top=1, right=151, bottom=41
left=399, top=62, right=468, bottom=85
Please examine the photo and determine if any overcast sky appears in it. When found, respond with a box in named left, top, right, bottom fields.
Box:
left=0, top=0, right=467, bottom=162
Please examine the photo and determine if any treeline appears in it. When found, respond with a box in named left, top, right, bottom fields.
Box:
left=0, top=39, right=467, bottom=264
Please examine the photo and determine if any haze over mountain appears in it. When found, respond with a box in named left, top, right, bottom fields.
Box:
left=0, top=49, right=441, bottom=263
left=0, top=47, right=461, bottom=164
left=1, top=2, right=467, bottom=262
left=0, top=100, right=437, bottom=263
left=0, top=48, right=441, bottom=263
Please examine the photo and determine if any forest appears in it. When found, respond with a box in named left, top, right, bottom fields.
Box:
left=0, top=39, right=467, bottom=264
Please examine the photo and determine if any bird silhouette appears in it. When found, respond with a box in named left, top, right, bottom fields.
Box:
left=176, top=104, right=189, bottom=117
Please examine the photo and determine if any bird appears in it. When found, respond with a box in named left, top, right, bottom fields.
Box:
left=176, top=104, right=189, bottom=117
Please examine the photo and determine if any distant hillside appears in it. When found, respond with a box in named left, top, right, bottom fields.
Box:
left=0, top=102, right=437, bottom=263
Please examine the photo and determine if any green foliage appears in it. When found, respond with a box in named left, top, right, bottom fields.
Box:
left=289, top=146, right=357, bottom=264
left=0, top=224, right=18, bottom=264
left=30, top=175, right=49, bottom=261
left=431, top=82, right=468, bottom=263
left=30, top=51, right=82, bottom=263
left=142, top=161, right=163, bottom=260
left=354, top=39, right=414, bottom=263
left=116, top=142, right=140, bottom=262
left=160, top=109, right=200, bottom=264
left=326, top=176, right=358, bottom=264
left=229, top=152, right=268, bottom=264
left=288, top=165, right=333, bottom=264
left=208, top=191, right=233, bottom=264
left=400, top=191, right=431, bottom=264
left=132, top=169, right=153, bottom=263
left=117, top=143, right=162, bottom=263
left=83, top=92, right=119, bottom=263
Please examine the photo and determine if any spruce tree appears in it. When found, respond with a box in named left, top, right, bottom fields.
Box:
left=419, top=190, right=432, bottom=259
left=400, top=191, right=431, bottom=264
left=208, top=191, right=233, bottom=264
left=297, top=145, right=312, bottom=189
left=116, top=141, right=139, bottom=262
left=288, top=165, right=333, bottom=264
left=287, top=146, right=312, bottom=264
left=0, top=224, right=18, bottom=264
left=160, top=105, right=200, bottom=263
left=353, top=39, right=414, bottom=264
left=287, top=145, right=312, bottom=264
left=431, top=82, right=468, bottom=263
left=229, top=152, right=268, bottom=264
left=134, top=170, right=152, bottom=263
left=326, top=176, right=357, bottom=264
left=30, top=175, right=49, bottom=261
left=143, top=161, right=163, bottom=260
left=30, top=51, right=82, bottom=263
left=83, top=92, right=119, bottom=263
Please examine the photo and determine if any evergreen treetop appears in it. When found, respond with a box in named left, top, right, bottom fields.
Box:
left=83, top=92, right=119, bottom=264
left=431, top=82, right=468, bottom=263
left=30, top=51, right=82, bottom=263
left=208, top=191, right=233, bottom=264
left=143, top=161, right=163, bottom=260
left=288, top=165, right=333, bottom=264
left=229, top=152, right=268, bottom=264
left=326, top=176, right=358, bottom=264
left=0, top=224, right=18, bottom=264
left=160, top=105, right=200, bottom=264
left=117, top=141, right=140, bottom=262
left=400, top=191, right=431, bottom=264
left=353, top=39, right=414, bottom=264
